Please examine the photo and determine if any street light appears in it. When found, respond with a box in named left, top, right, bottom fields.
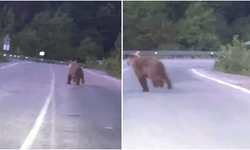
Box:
left=39, top=51, right=45, bottom=63
left=39, top=51, right=45, bottom=57
left=210, top=52, right=214, bottom=58
left=155, top=51, right=158, bottom=54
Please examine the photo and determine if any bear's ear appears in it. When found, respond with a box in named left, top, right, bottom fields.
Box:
left=74, top=60, right=77, bottom=63
left=69, top=60, right=72, bottom=63
left=128, top=54, right=137, bottom=58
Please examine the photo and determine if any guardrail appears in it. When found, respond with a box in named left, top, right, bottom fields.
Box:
left=0, top=53, right=85, bottom=66
left=123, top=50, right=220, bottom=59
left=0, top=52, right=109, bottom=73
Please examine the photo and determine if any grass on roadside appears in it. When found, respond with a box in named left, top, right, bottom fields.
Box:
left=84, top=55, right=121, bottom=79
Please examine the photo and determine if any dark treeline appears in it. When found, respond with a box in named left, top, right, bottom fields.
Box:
left=0, top=1, right=121, bottom=62
left=124, top=1, right=250, bottom=51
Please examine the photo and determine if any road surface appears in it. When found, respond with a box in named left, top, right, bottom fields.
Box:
left=123, top=59, right=250, bottom=149
left=0, top=61, right=121, bottom=149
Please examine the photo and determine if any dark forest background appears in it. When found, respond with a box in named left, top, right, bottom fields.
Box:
left=0, top=1, right=121, bottom=78
left=124, top=1, right=250, bottom=51
left=0, top=1, right=121, bottom=61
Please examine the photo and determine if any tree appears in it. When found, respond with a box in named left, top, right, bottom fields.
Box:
left=0, top=1, right=121, bottom=66
left=124, top=1, right=175, bottom=50
left=178, top=1, right=220, bottom=50
left=3, top=7, right=15, bottom=34
left=75, top=37, right=99, bottom=62
left=25, top=10, right=74, bottom=59
left=13, top=28, right=40, bottom=56
left=96, top=2, right=121, bottom=54
left=103, top=33, right=121, bottom=78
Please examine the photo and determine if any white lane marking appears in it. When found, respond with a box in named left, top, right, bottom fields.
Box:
left=191, top=69, right=250, bottom=94
left=0, top=62, right=19, bottom=69
left=123, top=67, right=129, bottom=73
left=50, top=90, right=56, bottom=149
left=20, top=64, right=55, bottom=150
left=0, top=62, right=32, bottom=69
left=84, top=69, right=121, bottom=83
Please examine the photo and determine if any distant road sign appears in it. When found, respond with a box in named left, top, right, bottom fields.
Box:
left=3, top=34, right=11, bottom=51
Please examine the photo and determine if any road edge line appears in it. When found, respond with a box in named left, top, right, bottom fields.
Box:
left=191, top=68, right=250, bottom=94
left=0, top=61, right=32, bottom=69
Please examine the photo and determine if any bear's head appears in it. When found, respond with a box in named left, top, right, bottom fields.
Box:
left=127, top=53, right=140, bottom=66
left=69, top=60, right=77, bottom=68
left=134, top=51, right=141, bottom=57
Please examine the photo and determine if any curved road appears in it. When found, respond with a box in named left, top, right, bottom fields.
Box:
left=0, top=61, right=121, bottom=149
left=123, top=59, right=250, bottom=149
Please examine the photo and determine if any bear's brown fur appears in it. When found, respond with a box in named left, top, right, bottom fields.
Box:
left=127, top=53, right=172, bottom=92
left=67, top=60, right=85, bottom=85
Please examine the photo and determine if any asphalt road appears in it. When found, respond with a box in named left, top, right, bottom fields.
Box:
left=0, top=61, right=121, bottom=149
left=123, top=59, right=250, bottom=149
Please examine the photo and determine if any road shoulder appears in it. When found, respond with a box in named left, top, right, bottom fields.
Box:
left=194, top=68, right=250, bottom=90
left=83, top=68, right=121, bottom=82
left=0, top=62, right=11, bottom=68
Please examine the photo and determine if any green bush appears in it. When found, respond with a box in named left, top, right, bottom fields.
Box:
left=84, top=33, right=121, bottom=79
left=84, top=53, right=121, bottom=79
left=84, top=57, right=106, bottom=72
left=103, top=49, right=121, bottom=79
left=102, top=33, right=121, bottom=79
left=214, top=35, right=250, bottom=75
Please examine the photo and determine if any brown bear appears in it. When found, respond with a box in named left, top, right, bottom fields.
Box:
left=67, top=60, right=85, bottom=85
left=127, top=53, right=172, bottom=92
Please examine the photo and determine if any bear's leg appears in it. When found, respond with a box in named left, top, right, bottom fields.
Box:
left=151, top=78, right=159, bottom=87
left=76, top=76, right=80, bottom=85
left=151, top=77, right=164, bottom=88
left=158, top=78, right=164, bottom=88
left=151, top=79, right=158, bottom=87
left=162, top=71, right=172, bottom=89
left=67, top=74, right=72, bottom=84
left=138, top=76, right=149, bottom=92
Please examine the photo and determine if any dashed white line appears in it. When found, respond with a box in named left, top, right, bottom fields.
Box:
left=50, top=89, right=56, bottom=149
left=191, top=68, right=250, bottom=94
left=20, top=64, right=55, bottom=150
left=0, top=62, right=19, bottom=69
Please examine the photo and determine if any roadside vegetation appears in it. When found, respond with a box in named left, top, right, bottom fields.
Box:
left=214, top=35, right=250, bottom=76
left=124, top=1, right=250, bottom=76
left=0, top=2, right=121, bottom=78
